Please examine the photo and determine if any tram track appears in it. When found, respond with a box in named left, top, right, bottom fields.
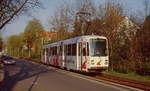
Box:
left=93, top=73, right=150, bottom=91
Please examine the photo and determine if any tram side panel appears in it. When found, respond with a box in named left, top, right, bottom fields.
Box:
left=63, top=42, right=89, bottom=72
left=42, top=48, right=47, bottom=64
left=62, top=43, right=78, bottom=71
left=42, top=35, right=109, bottom=72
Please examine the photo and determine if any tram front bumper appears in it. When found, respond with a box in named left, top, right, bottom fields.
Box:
left=88, top=66, right=108, bottom=72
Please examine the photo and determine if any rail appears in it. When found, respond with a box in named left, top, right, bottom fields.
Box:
left=95, top=74, right=150, bottom=90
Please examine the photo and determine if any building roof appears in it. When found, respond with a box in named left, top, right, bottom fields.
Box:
left=42, top=32, right=57, bottom=40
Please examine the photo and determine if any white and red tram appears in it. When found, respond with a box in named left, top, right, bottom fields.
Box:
left=42, top=35, right=109, bottom=72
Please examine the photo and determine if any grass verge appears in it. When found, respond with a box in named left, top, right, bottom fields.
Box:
left=102, top=71, right=150, bottom=82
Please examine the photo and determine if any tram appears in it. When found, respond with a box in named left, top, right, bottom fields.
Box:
left=42, top=35, right=109, bottom=72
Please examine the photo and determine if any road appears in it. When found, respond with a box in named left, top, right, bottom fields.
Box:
left=0, top=58, right=134, bottom=91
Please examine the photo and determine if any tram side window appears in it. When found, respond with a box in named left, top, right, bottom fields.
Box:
left=59, top=46, right=61, bottom=56
left=49, top=48, right=50, bottom=56
left=51, top=47, right=52, bottom=56
left=52, top=47, right=55, bottom=56
left=56, top=47, right=58, bottom=55
left=46, top=48, right=48, bottom=55
left=51, top=48, right=52, bottom=56
left=50, top=47, right=52, bottom=56
left=83, top=48, right=86, bottom=56
left=54, top=47, right=57, bottom=56
left=43, top=49, right=45, bottom=55
left=87, top=43, right=89, bottom=56
left=78, top=43, right=81, bottom=56
left=53, top=48, right=54, bottom=55
left=65, top=45, right=67, bottom=55
left=56, top=46, right=58, bottom=55
left=67, top=44, right=71, bottom=56
left=54, top=47, right=55, bottom=55
left=72, top=44, right=76, bottom=56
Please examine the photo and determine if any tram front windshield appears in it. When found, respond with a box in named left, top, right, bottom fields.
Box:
left=90, top=39, right=107, bottom=56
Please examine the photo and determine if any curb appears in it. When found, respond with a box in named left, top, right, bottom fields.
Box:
left=0, top=63, right=4, bottom=83
left=0, top=69, right=4, bottom=83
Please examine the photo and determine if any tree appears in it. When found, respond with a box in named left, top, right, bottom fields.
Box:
left=7, top=34, right=24, bottom=56
left=24, top=19, right=44, bottom=57
left=6, top=19, right=45, bottom=58
left=143, top=0, right=150, bottom=17
left=129, top=15, right=150, bottom=75
left=96, top=1, right=124, bottom=71
left=49, top=1, right=74, bottom=30
left=0, top=36, right=3, bottom=52
left=48, top=0, right=96, bottom=38
left=140, top=15, right=150, bottom=62
left=0, top=0, right=41, bottom=30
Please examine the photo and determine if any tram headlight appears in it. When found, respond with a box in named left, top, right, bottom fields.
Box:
left=91, top=60, right=94, bottom=62
left=105, top=60, right=108, bottom=65
left=91, top=60, right=94, bottom=65
left=97, top=61, right=101, bottom=65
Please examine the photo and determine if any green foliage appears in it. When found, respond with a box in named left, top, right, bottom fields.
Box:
left=128, top=15, right=150, bottom=75
left=50, top=26, right=71, bottom=43
left=7, top=18, right=45, bottom=59
left=7, top=34, right=24, bottom=56
left=103, top=71, right=150, bottom=82
left=23, top=18, right=45, bottom=57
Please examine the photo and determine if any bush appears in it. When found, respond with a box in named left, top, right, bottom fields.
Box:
left=136, top=62, right=150, bottom=76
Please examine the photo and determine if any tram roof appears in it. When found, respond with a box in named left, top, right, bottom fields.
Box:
left=43, top=35, right=107, bottom=48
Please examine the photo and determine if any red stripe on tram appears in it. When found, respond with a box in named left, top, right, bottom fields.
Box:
left=55, top=56, right=59, bottom=66
left=82, top=61, right=87, bottom=69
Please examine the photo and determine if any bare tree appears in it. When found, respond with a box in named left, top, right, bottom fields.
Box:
left=0, top=0, right=41, bottom=30
left=100, top=1, right=123, bottom=55
left=76, top=0, right=96, bottom=15
left=50, top=1, right=75, bottom=29
left=48, top=1, right=75, bottom=41
left=94, top=1, right=125, bottom=71
left=143, top=0, right=150, bottom=17
left=0, top=36, right=3, bottom=52
left=48, top=0, right=96, bottom=36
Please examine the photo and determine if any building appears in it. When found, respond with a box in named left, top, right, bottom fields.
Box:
left=42, top=32, right=57, bottom=44
left=43, top=32, right=57, bottom=40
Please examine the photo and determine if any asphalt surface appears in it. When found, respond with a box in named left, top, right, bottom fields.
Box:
left=0, top=57, right=133, bottom=91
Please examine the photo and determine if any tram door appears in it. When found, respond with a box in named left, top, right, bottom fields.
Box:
left=46, top=48, right=49, bottom=64
left=43, top=48, right=46, bottom=63
left=79, top=42, right=87, bottom=70
left=60, top=42, right=65, bottom=68
left=64, top=44, right=68, bottom=68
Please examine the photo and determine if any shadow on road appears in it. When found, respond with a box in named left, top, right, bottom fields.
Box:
left=0, top=58, right=54, bottom=91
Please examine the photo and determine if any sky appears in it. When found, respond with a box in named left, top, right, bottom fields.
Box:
left=0, top=0, right=145, bottom=39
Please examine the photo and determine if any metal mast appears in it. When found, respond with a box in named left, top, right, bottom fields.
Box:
left=76, top=11, right=91, bottom=35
